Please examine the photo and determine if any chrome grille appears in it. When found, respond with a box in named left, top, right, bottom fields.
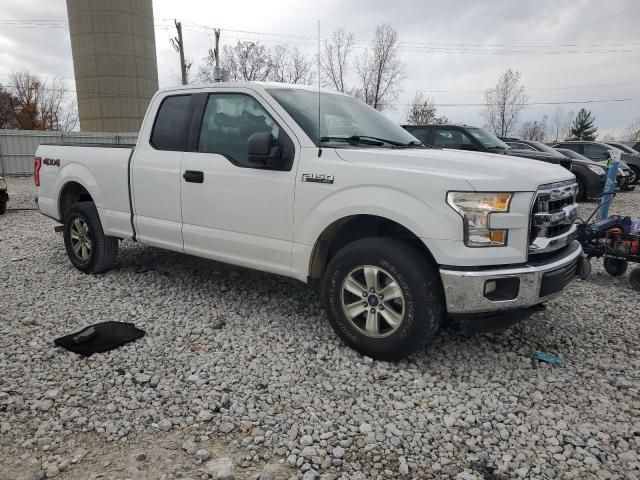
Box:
left=529, top=180, right=578, bottom=255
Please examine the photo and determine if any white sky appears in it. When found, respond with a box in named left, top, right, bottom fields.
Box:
left=1, top=0, right=639, bottom=138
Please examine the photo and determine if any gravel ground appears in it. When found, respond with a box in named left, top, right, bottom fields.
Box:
left=1, top=176, right=639, bottom=480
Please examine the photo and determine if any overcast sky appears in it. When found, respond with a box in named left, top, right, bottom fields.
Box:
left=1, top=0, right=639, bottom=137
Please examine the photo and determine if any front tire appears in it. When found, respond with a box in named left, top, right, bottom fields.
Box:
left=63, top=202, right=118, bottom=273
left=629, top=166, right=639, bottom=185
left=603, top=257, right=628, bottom=277
left=322, top=237, right=444, bottom=361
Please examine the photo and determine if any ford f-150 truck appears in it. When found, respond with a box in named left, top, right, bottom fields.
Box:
left=35, top=83, right=582, bottom=360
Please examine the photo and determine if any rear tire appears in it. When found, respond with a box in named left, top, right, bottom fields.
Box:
left=63, top=202, right=118, bottom=274
left=322, top=237, right=444, bottom=361
left=0, top=199, right=6, bottom=215
left=630, top=268, right=640, bottom=291
left=603, top=257, right=628, bottom=277
left=575, top=177, right=586, bottom=201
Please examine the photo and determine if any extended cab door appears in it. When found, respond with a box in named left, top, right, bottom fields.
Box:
left=130, top=93, right=194, bottom=251
left=180, top=90, right=298, bottom=276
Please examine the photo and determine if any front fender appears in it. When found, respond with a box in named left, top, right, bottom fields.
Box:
left=294, top=185, right=460, bottom=246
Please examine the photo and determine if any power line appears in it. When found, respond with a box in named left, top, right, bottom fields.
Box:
left=419, top=81, right=640, bottom=94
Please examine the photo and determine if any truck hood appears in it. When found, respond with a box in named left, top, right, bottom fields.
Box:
left=335, top=147, right=574, bottom=192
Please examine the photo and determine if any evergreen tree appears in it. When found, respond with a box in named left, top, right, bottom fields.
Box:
left=569, top=108, right=598, bottom=140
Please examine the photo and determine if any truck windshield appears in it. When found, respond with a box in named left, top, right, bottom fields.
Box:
left=266, top=88, right=419, bottom=147
left=465, top=127, right=510, bottom=150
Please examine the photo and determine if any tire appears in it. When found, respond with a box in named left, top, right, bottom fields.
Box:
left=630, top=268, right=640, bottom=291
left=603, top=257, right=628, bottom=277
left=0, top=200, right=6, bottom=215
left=629, top=166, right=640, bottom=185
left=63, top=202, right=118, bottom=273
left=322, top=237, right=444, bottom=361
left=575, top=177, right=586, bottom=201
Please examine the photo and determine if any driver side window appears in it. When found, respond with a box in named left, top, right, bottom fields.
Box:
left=433, top=129, right=472, bottom=149
left=198, top=93, right=281, bottom=167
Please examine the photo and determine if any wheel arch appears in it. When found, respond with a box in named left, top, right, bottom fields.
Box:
left=58, top=181, right=95, bottom=221
left=307, top=214, right=439, bottom=285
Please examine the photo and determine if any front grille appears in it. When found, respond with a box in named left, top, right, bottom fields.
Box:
left=529, top=180, right=578, bottom=255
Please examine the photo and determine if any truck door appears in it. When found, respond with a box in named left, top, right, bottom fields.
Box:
left=180, top=90, right=298, bottom=277
left=130, top=94, right=193, bottom=252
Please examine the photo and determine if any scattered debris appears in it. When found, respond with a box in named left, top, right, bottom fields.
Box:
left=531, top=351, right=565, bottom=368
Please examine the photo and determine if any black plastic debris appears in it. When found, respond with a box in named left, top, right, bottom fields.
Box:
left=54, top=321, right=145, bottom=356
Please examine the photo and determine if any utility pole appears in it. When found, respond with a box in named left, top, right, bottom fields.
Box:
left=170, top=20, right=188, bottom=85
left=213, top=29, right=222, bottom=82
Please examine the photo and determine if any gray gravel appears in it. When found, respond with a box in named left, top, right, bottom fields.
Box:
left=1, top=176, right=639, bottom=480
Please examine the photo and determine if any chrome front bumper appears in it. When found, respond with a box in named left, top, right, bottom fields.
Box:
left=440, top=241, right=582, bottom=314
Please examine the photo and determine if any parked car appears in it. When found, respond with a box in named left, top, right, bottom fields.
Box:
left=0, top=177, right=7, bottom=215
left=555, top=148, right=632, bottom=193
left=604, top=141, right=640, bottom=155
left=403, top=124, right=571, bottom=166
left=634, top=141, right=640, bottom=152
left=36, top=84, right=582, bottom=360
left=551, top=140, right=639, bottom=186
left=501, top=138, right=606, bottom=201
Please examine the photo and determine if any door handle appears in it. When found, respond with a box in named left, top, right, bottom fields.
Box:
left=183, top=170, right=204, bottom=183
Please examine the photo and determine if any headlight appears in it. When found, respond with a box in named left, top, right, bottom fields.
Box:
left=586, top=164, right=606, bottom=176
left=446, top=192, right=512, bottom=247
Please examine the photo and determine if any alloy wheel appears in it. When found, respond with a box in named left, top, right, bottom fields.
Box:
left=70, top=217, right=92, bottom=261
left=340, top=265, right=405, bottom=338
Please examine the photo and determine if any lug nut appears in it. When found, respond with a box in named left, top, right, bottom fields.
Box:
left=362, top=292, right=367, bottom=297
left=370, top=308, right=376, bottom=314
left=362, top=302, right=368, bottom=308
left=379, top=304, right=385, bottom=310
left=370, top=288, right=375, bottom=293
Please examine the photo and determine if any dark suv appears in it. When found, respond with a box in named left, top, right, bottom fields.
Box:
left=402, top=124, right=599, bottom=199
left=551, top=140, right=639, bottom=185
left=501, top=138, right=606, bottom=200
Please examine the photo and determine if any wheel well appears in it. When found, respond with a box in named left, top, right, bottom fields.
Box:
left=308, top=215, right=437, bottom=285
left=59, top=182, right=93, bottom=221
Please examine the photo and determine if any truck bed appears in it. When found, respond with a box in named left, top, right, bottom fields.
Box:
left=36, top=143, right=135, bottom=240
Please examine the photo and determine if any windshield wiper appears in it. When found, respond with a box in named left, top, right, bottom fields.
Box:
left=320, top=135, right=416, bottom=147
left=486, top=146, right=507, bottom=151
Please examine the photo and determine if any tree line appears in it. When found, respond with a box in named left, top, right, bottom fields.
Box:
left=2, top=22, right=639, bottom=140
left=0, top=71, right=77, bottom=131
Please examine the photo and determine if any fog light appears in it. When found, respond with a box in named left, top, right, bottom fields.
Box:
left=483, top=277, right=520, bottom=301
left=484, top=280, right=497, bottom=295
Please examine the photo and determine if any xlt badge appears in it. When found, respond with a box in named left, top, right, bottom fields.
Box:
left=302, top=173, right=334, bottom=184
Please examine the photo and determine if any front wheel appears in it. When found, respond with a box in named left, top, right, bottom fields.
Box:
left=629, top=166, right=639, bottom=185
left=63, top=202, right=118, bottom=273
left=322, top=237, right=444, bottom=361
left=603, top=257, right=628, bottom=277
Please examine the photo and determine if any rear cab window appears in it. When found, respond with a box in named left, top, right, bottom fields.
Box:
left=150, top=95, right=193, bottom=151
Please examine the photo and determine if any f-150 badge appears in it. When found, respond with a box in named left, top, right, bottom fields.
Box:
left=302, top=173, right=334, bottom=184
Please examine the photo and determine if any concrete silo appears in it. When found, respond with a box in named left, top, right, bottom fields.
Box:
left=66, top=0, right=159, bottom=132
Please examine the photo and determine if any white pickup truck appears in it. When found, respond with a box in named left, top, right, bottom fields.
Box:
left=35, top=83, right=582, bottom=360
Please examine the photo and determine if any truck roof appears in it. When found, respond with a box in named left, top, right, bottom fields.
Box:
left=156, top=81, right=351, bottom=97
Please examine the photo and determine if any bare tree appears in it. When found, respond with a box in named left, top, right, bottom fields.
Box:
left=355, top=24, right=405, bottom=111
left=269, top=46, right=313, bottom=84
left=0, top=86, right=17, bottom=129
left=220, top=41, right=272, bottom=82
left=550, top=107, right=574, bottom=142
left=625, top=117, right=640, bottom=142
left=2, top=71, right=77, bottom=131
left=406, top=92, right=448, bottom=125
left=519, top=116, right=548, bottom=141
left=481, top=69, right=528, bottom=137
left=600, top=133, right=615, bottom=142
left=198, top=49, right=218, bottom=83
left=319, top=28, right=354, bottom=92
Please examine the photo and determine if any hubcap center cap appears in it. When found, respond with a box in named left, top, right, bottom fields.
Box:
left=367, top=295, right=379, bottom=307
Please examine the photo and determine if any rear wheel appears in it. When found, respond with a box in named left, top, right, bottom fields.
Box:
left=630, top=268, right=640, bottom=291
left=322, top=237, right=444, bottom=361
left=63, top=202, right=118, bottom=273
left=575, top=177, right=586, bottom=201
left=603, top=257, right=628, bottom=277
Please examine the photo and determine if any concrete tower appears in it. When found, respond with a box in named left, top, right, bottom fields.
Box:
left=66, top=0, right=159, bottom=132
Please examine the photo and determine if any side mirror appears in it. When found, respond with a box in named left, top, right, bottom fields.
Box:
left=247, top=132, right=284, bottom=168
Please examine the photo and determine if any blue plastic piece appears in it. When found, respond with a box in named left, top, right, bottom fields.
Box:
left=532, top=351, right=565, bottom=366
